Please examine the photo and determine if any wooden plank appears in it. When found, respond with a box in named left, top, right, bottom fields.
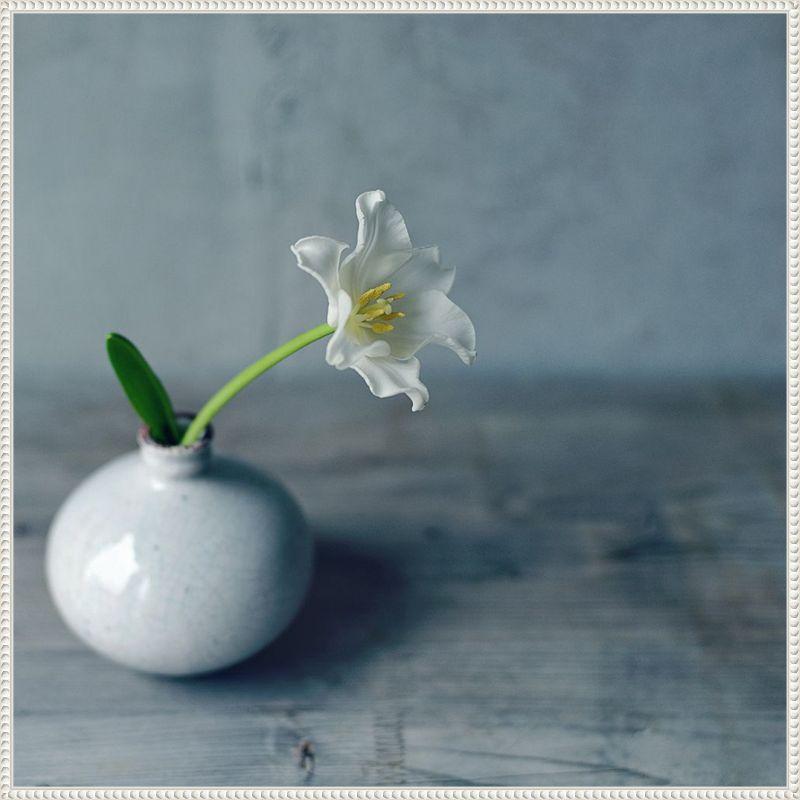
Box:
left=12, top=377, right=786, bottom=786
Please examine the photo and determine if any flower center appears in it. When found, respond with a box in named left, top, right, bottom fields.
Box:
left=353, top=282, right=406, bottom=334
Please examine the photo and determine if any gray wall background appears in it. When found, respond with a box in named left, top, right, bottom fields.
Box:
left=13, top=14, right=786, bottom=387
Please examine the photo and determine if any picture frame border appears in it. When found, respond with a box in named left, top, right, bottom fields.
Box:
left=1, top=4, right=794, bottom=796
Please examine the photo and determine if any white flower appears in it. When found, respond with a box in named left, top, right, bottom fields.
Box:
left=291, top=190, right=476, bottom=411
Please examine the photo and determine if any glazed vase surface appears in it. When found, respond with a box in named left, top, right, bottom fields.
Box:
left=46, top=427, right=312, bottom=676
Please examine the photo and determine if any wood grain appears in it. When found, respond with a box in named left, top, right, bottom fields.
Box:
left=12, top=376, right=786, bottom=786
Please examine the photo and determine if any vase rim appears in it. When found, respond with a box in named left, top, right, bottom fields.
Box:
left=136, top=411, right=214, bottom=458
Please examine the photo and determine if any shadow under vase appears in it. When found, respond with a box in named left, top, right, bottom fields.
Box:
left=206, top=533, right=416, bottom=689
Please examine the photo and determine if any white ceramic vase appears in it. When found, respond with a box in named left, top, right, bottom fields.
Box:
left=45, top=422, right=313, bottom=676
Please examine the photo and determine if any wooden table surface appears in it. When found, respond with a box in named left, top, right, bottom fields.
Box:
left=12, top=375, right=786, bottom=787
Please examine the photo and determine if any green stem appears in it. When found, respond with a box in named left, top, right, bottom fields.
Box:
left=181, top=322, right=335, bottom=446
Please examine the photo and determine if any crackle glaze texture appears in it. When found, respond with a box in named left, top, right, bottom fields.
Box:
left=45, top=429, right=313, bottom=676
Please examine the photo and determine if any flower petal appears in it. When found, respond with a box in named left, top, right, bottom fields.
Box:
left=392, top=247, right=455, bottom=296
left=383, top=290, right=476, bottom=364
left=325, top=290, right=391, bottom=370
left=341, top=190, right=413, bottom=296
left=291, top=236, right=349, bottom=326
left=353, top=356, right=430, bottom=412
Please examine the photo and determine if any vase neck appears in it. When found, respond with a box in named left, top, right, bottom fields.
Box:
left=137, top=417, right=213, bottom=480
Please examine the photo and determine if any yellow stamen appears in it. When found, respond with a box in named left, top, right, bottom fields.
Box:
left=357, top=282, right=392, bottom=309
left=361, top=301, right=391, bottom=320
left=352, top=283, right=407, bottom=335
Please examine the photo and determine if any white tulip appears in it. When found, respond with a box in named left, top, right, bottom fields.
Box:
left=292, top=190, right=476, bottom=411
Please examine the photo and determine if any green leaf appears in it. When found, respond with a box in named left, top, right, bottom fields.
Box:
left=105, top=333, right=180, bottom=445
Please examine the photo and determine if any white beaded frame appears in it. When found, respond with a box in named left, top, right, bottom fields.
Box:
left=0, top=3, right=793, bottom=797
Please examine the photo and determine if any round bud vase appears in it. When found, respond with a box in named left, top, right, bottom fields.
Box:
left=45, top=420, right=313, bottom=676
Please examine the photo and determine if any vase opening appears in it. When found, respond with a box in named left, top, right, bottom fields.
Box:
left=137, top=413, right=214, bottom=480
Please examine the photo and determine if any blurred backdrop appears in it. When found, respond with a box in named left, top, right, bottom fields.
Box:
left=13, top=13, right=785, bottom=390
